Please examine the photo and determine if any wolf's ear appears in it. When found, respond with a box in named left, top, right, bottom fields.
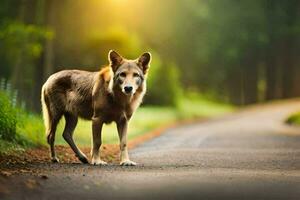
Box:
left=137, top=52, right=151, bottom=74
left=108, top=50, right=123, bottom=72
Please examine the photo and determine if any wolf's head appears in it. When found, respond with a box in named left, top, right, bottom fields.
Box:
left=108, top=50, right=151, bottom=96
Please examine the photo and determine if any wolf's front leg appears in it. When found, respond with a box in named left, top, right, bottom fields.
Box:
left=91, top=117, right=107, bottom=165
left=117, top=118, right=136, bottom=166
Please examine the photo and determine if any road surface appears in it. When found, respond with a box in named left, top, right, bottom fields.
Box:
left=1, top=100, right=300, bottom=200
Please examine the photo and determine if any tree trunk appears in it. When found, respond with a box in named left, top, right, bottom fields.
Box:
left=228, top=67, right=244, bottom=105
left=242, top=50, right=258, bottom=104
left=31, top=0, right=56, bottom=112
left=43, top=0, right=56, bottom=81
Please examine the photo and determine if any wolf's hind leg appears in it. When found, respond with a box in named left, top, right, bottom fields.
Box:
left=42, top=89, right=61, bottom=163
left=46, top=116, right=61, bottom=163
left=63, top=113, right=88, bottom=164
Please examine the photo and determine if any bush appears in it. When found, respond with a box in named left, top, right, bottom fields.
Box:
left=145, top=53, right=182, bottom=107
left=0, top=91, right=17, bottom=141
left=0, top=81, right=44, bottom=147
left=286, top=112, right=300, bottom=125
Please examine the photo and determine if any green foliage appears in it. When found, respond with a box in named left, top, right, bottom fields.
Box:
left=286, top=112, right=300, bottom=125
left=0, top=21, right=53, bottom=110
left=0, top=21, right=52, bottom=62
left=146, top=53, right=182, bottom=106
left=0, top=91, right=17, bottom=141
left=0, top=83, right=45, bottom=150
left=16, top=111, right=45, bottom=146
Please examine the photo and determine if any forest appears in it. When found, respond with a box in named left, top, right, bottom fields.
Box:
left=0, top=0, right=299, bottom=111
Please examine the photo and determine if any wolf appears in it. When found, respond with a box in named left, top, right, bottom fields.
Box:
left=41, top=50, right=151, bottom=166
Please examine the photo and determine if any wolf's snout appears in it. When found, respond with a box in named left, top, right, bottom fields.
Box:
left=124, top=86, right=133, bottom=94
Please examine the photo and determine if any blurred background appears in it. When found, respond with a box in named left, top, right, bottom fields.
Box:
left=0, top=0, right=300, bottom=148
left=1, top=0, right=300, bottom=110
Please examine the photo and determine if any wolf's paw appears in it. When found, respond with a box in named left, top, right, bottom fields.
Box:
left=51, top=157, right=60, bottom=163
left=120, top=160, right=137, bottom=166
left=78, top=156, right=89, bottom=164
left=91, top=158, right=107, bottom=166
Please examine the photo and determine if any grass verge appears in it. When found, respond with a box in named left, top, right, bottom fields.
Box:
left=286, top=112, right=300, bottom=125
left=0, top=112, right=46, bottom=155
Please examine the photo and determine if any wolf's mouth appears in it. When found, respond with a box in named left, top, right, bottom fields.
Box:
left=123, top=90, right=134, bottom=96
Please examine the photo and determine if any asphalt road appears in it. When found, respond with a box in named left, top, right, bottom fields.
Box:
left=1, top=100, right=300, bottom=200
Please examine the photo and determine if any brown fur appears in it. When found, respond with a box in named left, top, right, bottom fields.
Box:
left=41, top=50, right=151, bottom=165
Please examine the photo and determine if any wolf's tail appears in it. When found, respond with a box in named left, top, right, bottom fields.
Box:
left=41, top=84, right=51, bottom=141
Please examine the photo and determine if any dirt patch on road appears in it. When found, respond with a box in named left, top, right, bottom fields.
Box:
left=0, top=144, right=119, bottom=176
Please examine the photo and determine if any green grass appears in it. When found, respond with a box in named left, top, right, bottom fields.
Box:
left=0, top=140, right=26, bottom=155
left=17, top=112, right=46, bottom=146
left=286, top=112, right=300, bottom=125
left=0, top=112, right=46, bottom=155
left=177, top=93, right=234, bottom=119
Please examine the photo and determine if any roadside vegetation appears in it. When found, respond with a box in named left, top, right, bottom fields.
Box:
left=286, top=112, right=300, bottom=125
left=0, top=83, right=46, bottom=155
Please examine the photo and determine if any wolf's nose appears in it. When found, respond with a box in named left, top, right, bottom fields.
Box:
left=124, top=86, right=133, bottom=93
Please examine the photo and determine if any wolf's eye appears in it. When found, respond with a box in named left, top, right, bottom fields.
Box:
left=133, top=73, right=140, bottom=77
left=119, top=72, right=126, bottom=77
